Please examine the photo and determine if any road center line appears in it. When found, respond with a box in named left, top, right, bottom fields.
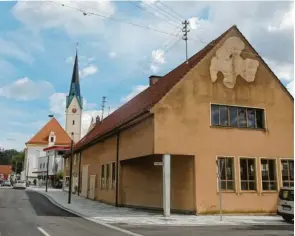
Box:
left=37, top=227, right=51, bottom=236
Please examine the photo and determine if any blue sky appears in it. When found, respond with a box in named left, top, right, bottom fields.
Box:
left=0, top=1, right=293, bottom=150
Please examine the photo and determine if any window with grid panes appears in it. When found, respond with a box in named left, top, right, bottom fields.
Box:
left=240, top=158, right=256, bottom=191
left=217, top=157, right=235, bottom=191
left=261, top=159, right=277, bottom=191
left=211, top=104, right=265, bottom=129
left=281, top=160, right=294, bottom=187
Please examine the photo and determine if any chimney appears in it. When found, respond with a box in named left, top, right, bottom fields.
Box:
left=96, top=115, right=100, bottom=124
left=149, top=75, right=162, bottom=86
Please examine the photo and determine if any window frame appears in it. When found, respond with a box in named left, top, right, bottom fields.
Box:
left=279, top=158, right=294, bottom=188
left=216, top=156, right=236, bottom=192
left=209, top=103, right=266, bottom=130
left=111, top=162, right=116, bottom=189
left=106, top=163, right=110, bottom=189
left=259, top=157, right=278, bottom=192
left=238, top=156, right=258, bottom=192
left=100, top=164, right=105, bottom=189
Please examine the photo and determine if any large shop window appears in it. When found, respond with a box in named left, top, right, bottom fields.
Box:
left=281, top=160, right=294, bottom=187
left=217, top=157, right=235, bottom=191
left=211, top=104, right=265, bottom=129
left=240, top=158, right=256, bottom=191
left=261, top=159, right=277, bottom=191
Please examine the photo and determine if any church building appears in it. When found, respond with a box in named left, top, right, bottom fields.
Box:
left=24, top=50, right=83, bottom=185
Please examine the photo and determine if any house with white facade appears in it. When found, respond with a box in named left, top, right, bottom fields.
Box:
left=24, top=118, right=72, bottom=183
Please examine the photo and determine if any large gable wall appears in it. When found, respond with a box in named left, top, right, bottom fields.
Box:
left=151, top=28, right=293, bottom=213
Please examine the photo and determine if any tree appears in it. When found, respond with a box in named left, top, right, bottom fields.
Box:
left=0, top=149, right=19, bottom=165
left=11, top=152, right=25, bottom=174
left=55, top=171, right=64, bottom=181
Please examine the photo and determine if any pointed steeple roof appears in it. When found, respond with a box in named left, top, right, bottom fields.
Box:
left=66, top=50, right=83, bottom=109
left=26, top=118, right=72, bottom=145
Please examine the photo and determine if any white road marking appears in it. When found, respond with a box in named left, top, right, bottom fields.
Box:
left=37, top=227, right=51, bottom=236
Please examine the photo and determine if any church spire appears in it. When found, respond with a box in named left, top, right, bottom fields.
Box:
left=66, top=44, right=83, bottom=109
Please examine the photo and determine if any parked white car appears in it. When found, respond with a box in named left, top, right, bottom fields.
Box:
left=13, top=181, right=26, bottom=189
left=277, top=187, right=294, bottom=223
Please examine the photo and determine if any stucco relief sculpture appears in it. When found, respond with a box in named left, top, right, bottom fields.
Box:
left=210, top=37, right=259, bottom=88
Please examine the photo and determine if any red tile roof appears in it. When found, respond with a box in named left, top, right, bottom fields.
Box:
left=0, top=165, right=12, bottom=175
left=26, top=118, right=72, bottom=145
left=73, top=26, right=236, bottom=152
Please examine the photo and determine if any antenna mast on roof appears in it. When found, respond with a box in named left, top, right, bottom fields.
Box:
left=101, top=96, right=106, bottom=122
left=182, top=20, right=190, bottom=64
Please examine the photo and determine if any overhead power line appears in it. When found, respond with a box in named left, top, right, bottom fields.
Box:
left=48, top=1, right=180, bottom=37
left=141, top=0, right=182, bottom=25
left=105, top=33, right=183, bottom=101
left=127, top=1, right=180, bottom=29
left=156, top=0, right=184, bottom=22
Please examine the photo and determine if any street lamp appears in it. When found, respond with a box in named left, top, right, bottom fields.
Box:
left=45, top=154, right=49, bottom=192
left=68, top=132, right=74, bottom=204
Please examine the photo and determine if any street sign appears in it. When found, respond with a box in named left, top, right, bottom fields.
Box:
left=154, top=162, right=163, bottom=166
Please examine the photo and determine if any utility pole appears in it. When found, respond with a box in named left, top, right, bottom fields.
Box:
left=101, top=96, right=106, bottom=122
left=182, top=20, right=190, bottom=64
left=45, top=155, right=49, bottom=192
left=68, top=133, right=74, bottom=204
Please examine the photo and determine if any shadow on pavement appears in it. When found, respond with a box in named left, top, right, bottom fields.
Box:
left=26, top=190, right=77, bottom=217
left=233, top=224, right=293, bottom=231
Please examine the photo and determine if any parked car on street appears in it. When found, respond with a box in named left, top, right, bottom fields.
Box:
left=277, top=186, right=294, bottom=223
left=1, top=181, right=11, bottom=187
left=13, top=180, right=26, bottom=189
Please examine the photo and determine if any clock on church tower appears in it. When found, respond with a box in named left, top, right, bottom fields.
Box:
left=65, top=50, right=83, bottom=143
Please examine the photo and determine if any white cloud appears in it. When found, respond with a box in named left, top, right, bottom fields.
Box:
left=188, top=17, right=201, bottom=30
left=81, top=110, right=101, bottom=137
left=109, top=52, right=117, bottom=59
left=264, top=58, right=294, bottom=82
left=150, top=49, right=165, bottom=73
left=12, top=1, right=116, bottom=36
left=0, top=38, right=34, bottom=63
left=286, top=81, right=294, bottom=97
left=0, top=77, right=54, bottom=101
left=121, top=85, right=148, bottom=103
left=80, top=64, right=98, bottom=78
left=49, top=92, right=67, bottom=116
left=268, top=3, right=294, bottom=32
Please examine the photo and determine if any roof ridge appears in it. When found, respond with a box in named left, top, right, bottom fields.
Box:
left=26, top=117, right=56, bottom=144
left=73, top=25, right=235, bottom=151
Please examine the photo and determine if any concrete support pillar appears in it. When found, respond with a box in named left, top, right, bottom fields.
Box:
left=163, top=154, right=171, bottom=217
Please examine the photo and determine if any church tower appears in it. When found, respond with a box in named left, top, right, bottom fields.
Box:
left=65, top=50, right=83, bottom=143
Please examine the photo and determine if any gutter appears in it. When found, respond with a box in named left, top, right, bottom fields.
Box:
left=115, top=132, right=120, bottom=207
left=75, top=110, right=151, bottom=153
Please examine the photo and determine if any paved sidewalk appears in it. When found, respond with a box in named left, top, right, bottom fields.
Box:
left=28, top=187, right=287, bottom=227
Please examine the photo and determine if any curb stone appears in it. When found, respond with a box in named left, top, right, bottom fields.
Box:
left=28, top=189, right=143, bottom=236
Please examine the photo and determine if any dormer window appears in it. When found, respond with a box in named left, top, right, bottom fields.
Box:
left=48, top=131, right=56, bottom=146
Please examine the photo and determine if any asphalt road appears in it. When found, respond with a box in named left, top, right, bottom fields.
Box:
left=0, top=187, right=132, bottom=236
left=117, top=224, right=294, bottom=236
left=0, top=187, right=293, bottom=236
